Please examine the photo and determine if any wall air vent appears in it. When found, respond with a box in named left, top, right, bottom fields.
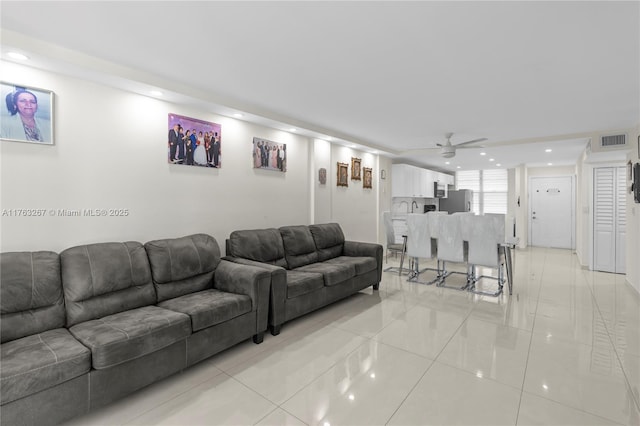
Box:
left=600, top=134, right=627, bottom=148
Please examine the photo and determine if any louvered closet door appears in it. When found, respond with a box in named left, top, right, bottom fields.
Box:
left=593, top=167, right=626, bottom=273
left=615, top=166, right=626, bottom=273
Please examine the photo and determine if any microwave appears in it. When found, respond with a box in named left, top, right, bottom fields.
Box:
left=434, top=182, right=446, bottom=198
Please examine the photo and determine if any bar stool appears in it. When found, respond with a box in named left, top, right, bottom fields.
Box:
left=405, top=214, right=440, bottom=285
left=466, top=214, right=506, bottom=296
left=382, top=211, right=409, bottom=275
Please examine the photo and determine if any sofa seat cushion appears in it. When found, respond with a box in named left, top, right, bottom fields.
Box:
left=0, top=328, right=91, bottom=405
left=158, top=289, right=252, bottom=332
left=325, top=256, right=377, bottom=275
left=286, top=270, right=324, bottom=299
left=69, top=306, right=191, bottom=370
left=294, top=262, right=356, bottom=287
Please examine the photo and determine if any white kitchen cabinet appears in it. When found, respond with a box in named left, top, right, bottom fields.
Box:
left=392, top=164, right=452, bottom=198
left=391, top=164, right=414, bottom=197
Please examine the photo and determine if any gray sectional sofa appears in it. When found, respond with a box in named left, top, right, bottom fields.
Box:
left=225, top=223, right=383, bottom=334
left=0, top=234, right=270, bottom=426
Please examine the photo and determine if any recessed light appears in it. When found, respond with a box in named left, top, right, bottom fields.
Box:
left=233, top=113, right=243, bottom=118
left=545, top=149, right=552, bottom=153
left=150, top=90, right=163, bottom=96
left=348, top=394, right=355, bottom=401
left=456, top=166, right=461, bottom=169
left=496, top=163, right=501, bottom=166
left=547, top=162, right=553, bottom=166
left=7, top=52, right=29, bottom=61
left=489, top=158, right=495, bottom=162
left=445, top=161, right=450, bottom=165
left=289, top=128, right=297, bottom=132
left=480, top=152, right=486, bottom=156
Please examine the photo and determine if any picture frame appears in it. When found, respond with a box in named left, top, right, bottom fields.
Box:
left=363, top=167, right=373, bottom=189
left=253, top=137, right=286, bottom=172
left=1, top=82, right=54, bottom=145
left=351, top=157, right=361, bottom=180
left=337, top=162, right=349, bottom=187
left=318, top=168, right=327, bottom=185
left=168, top=113, right=221, bottom=168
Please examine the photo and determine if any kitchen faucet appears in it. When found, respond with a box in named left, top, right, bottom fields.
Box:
left=411, top=201, right=418, bottom=213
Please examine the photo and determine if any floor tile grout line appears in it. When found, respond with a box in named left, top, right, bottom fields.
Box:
left=120, top=368, right=235, bottom=425
left=581, top=264, right=640, bottom=414
left=519, top=250, right=632, bottom=425
left=222, top=371, right=310, bottom=425
left=515, top=247, right=546, bottom=426
left=274, top=331, right=371, bottom=410
left=383, top=298, right=477, bottom=425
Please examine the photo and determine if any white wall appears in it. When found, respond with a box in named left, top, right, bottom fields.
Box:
left=312, top=139, right=332, bottom=224
left=329, top=146, right=379, bottom=243
left=625, top=125, right=640, bottom=293
left=0, top=61, right=312, bottom=253
left=378, top=156, right=393, bottom=246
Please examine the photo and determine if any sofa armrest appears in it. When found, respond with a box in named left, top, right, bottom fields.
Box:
left=343, top=241, right=384, bottom=283
left=223, top=256, right=287, bottom=334
left=213, top=260, right=271, bottom=334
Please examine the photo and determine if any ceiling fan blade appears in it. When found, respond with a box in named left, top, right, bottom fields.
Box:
left=454, top=137, right=488, bottom=147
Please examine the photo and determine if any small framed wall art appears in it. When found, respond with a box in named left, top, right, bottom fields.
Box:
left=363, top=167, right=373, bottom=189
left=1, top=82, right=54, bottom=145
left=351, top=157, right=361, bottom=180
left=319, top=168, right=327, bottom=185
left=337, top=162, right=349, bottom=187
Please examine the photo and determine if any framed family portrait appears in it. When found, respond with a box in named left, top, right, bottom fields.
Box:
left=168, top=113, right=221, bottom=168
left=337, top=162, right=349, bottom=187
left=351, top=157, right=361, bottom=180
left=363, top=167, right=373, bottom=189
left=253, top=137, right=286, bottom=172
left=0, top=82, right=54, bottom=145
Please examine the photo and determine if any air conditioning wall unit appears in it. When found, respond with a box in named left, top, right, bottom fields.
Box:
left=590, top=133, right=628, bottom=153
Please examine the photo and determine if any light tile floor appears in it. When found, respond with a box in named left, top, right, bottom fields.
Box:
left=64, top=247, right=640, bottom=425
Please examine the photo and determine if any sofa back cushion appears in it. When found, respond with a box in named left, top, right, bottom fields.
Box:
left=279, top=225, right=318, bottom=269
left=145, top=234, right=221, bottom=302
left=0, top=251, right=65, bottom=343
left=60, top=242, right=156, bottom=327
left=227, top=228, right=287, bottom=268
left=309, top=223, right=345, bottom=261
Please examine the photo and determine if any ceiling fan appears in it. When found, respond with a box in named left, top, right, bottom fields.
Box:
left=404, top=132, right=488, bottom=158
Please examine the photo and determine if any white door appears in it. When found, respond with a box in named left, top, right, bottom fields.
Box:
left=529, top=176, right=574, bottom=249
left=593, top=167, right=626, bottom=273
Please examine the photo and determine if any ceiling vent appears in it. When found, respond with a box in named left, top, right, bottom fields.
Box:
left=600, top=134, right=627, bottom=148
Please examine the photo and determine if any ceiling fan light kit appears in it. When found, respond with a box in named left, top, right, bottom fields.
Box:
left=437, top=133, right=487, bottom=158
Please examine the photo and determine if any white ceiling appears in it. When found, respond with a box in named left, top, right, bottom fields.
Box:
left=1, top=1, right=638, bottom=171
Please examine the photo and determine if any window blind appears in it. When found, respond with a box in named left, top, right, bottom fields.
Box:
left=456, top=169, right=508, bottom=214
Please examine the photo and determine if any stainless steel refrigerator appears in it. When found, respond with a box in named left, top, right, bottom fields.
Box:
left=439, top=189, right=473, bottom=213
